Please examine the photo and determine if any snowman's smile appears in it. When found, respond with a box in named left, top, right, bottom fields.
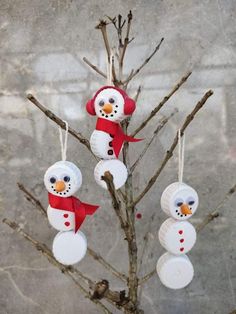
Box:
left=175, top=206, right=192, bottom=218
left=51, top=183, right=71, bottom=196
left=100, top=104, right=118, bottom=119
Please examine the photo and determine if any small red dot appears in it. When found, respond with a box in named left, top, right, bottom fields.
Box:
left=180, top=247, right=184, bottom=252
left=64, top=221, right=70, bottom=227
left=136, top=213, right=142, bottom=219
left=178, top=230, right=183, bottom=235
left=180, top=239, right=184, bottom=243
left=63, top=214, right=69, bottom=218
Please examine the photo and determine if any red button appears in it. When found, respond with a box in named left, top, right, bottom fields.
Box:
left=178, top=230, right=183, bottom=235
left=64, top=221, right=70, bottom=227
left=180, top=247, right=184, bottom=252
left=63, top=214, right=69, bottom=218
left=180, top=239, right=184, bottom=243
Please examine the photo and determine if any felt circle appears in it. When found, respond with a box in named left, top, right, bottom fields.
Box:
left=156, top=252, right=194, bottom=289
left=53, top=230, right=87, bottom=265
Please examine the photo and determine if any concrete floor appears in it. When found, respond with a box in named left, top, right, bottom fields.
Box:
left=0, top=0, right=236, bottom=313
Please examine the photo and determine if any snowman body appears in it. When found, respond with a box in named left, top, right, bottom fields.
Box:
left=47, top=205, right=75, bottom=231
left=157, top=181, right=199, bottom=289
left=90, top=130, right=115, bottom=159
left=44, top=160, right=99, bottom=265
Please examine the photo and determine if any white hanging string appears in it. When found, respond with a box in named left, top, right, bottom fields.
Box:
left=106, top=51, right=114, bottom=86
left=178, top=129, right=185, bottom=183
left=59, top=121, right=69, bottom=161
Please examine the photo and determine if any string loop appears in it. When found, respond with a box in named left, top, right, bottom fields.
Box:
left=59, top=121, right=69, bottom=161
left=106, top=51, right=114, bottom=86
left=178, top=129, right=185, bottom=183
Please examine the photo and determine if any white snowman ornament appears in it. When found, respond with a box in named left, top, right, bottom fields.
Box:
left=86, top=86, right=141, bottom=190
left=156, top=132, right=199, bottom=289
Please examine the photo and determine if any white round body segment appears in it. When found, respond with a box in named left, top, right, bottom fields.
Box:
left=161, top=182, right=199, bottom=220
left=44, top=161, right=82, bottom=197
left=156, top=252, right=194, bottom=289
left=94, top=159, right=128, bottom=190
left=90, top=130, right=116, bottom=159
left=47, top=206, right=75, bottom=231
left=52, top=230, right=87, bottom=265
left=158, top=218, right=196, bottom=255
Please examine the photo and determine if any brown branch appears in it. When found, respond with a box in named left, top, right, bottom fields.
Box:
left=27, top=94, right=94, bottom=156
left=132, top=71, right=192, bottom=137
left=120, top=11, right=133, bottom=71
left=133, top=89, right=214, bottom=206
left=123, top=38, right=164, bottom=84
left=101, top=171, right=129, bottom=237
left=139, top=182, right=236, bottom=286
left=17, top=182, right=127, bottom=283
left=131, top=109, right=178, bottom=172
left=133, top=85, right=142, bottom=103
left=2, top=218, right=113, bottom=314
left=196, top=183, right=236, bottom=232
left=83, top=57, right=107, bottom=78
left=96, top=20, right=111, bottom=59
left=17, top=182, right=46, bottom=216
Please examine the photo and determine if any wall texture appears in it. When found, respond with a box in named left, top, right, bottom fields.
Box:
left=0, top=1, right=236, bottom=313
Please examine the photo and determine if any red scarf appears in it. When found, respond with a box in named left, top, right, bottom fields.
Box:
left=96, top=118, right=142, bottom=157
left=48, top=193, right=99, bottom=233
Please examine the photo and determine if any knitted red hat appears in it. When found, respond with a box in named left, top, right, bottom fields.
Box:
left=86, top=86, right=136, bottom=116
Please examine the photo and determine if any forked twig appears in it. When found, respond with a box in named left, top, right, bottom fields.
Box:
left=83, top=57, right=107, bottom=78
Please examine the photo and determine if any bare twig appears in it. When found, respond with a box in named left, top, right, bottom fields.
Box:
left=133, top=85, right=142, bottom=103
left=132, top=71, right=192, bottom=136
left=133, top=90, right=214, bottom=206
left=27, top=94, right=94, bottom=156
left=83, top=57, right=107, bottom=78
left=123, top=38, right=164, bottom=84
left=196, top=183, right=236, bottom=232
left=101, top=172, right=129, bottom=237
left=131, top=109, right=178, bottom=172
left=2, top=218, right=112, bottom=314
left=96, top=20, right=111, bottom=59
left=120, top=11, right=133, bottom=71
left=17, top=182, right=127, bottom=283
left=17, top=182, right=46, bottom=216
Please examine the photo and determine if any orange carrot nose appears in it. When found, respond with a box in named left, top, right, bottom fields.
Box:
left=103, top=103, right=113, bottom=114
left=180, top=203, right=192, bottom=215
left=55, top=181, right=66, bottom=192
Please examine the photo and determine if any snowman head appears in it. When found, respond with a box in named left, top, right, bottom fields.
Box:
left=161, top=182, right=199, bottom=220
left=44, top=161, right=82, bottom=197
left=86, top=86, right=136, bottom=122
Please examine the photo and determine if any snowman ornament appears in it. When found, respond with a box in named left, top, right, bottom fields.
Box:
left=44, top=123, right=99, bottom=265
left=156, top=131, right=199, bottom=289
left=86, top=86, right=141, bottom=190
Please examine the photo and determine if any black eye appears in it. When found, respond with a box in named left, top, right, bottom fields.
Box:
left=50, top=177, right=56, bottom=184
left=109, top=97, right=115, bottom=104
left=175, top=198, right=184, bottom=207
left=99, top=100, right=105, bottom=107
left=177, top=202, right=183, bottom=207
left=63, top=176, right=70, bottom=182
left=186, top=197, right=195, bottom=206
left=188, top=200, right=195, bottom=205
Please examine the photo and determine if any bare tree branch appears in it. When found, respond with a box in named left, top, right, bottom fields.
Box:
left=119, top=11, right=133, bottom=73
left=131, top=109, right=178, bottom=172
left=27, top=94, right=95, bottom=157
left=96, top=20, right=111, bottom=59
left=133, top=90, right=214, bottom=206
left=132, top=71, right=192, bottom=136
left=83, top=57, right=107, bottom=78
left=2, top=218, right=113, bottom=314
left=123, top=38, right=164, bottom=85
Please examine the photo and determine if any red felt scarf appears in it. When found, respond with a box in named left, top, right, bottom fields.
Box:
left=96, top=118, right=142, bottom=157
left=48, top=193, right=99, bottom=233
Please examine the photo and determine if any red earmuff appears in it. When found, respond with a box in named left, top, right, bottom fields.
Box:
left=86, top=99, right=96, bottom=115
left=124, top=97, right=136, bottom=115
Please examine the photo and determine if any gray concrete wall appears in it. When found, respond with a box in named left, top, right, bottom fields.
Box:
left=0, top=0, right=236, bottom=313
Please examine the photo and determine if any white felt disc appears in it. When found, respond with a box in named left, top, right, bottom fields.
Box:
left=158, top=218, right=196, bottom=255
left=94, top=159, right=128, bottom=190
left=156, top=252, right=194, bottom=289
left=47, top=206, right=75, bottom=232
left=90, top=130, right=115, bottom=159
left=52, top=230, right=87, bottom=265
left=160, top=182, right=199, bottom=220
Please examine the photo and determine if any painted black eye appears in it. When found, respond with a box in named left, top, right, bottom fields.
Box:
left=187, top=197, right=195, bottom=206
left=109, top=97, right=115, bottom=104
left=99, top=100, right=105, bottom=107
left=50, top=177, right=56, bottom=184
left=63, top=176, right=70, bottom=182
left=175, top=198, right=184, bottom=207
left=188, top=200, right=195, bottom=205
